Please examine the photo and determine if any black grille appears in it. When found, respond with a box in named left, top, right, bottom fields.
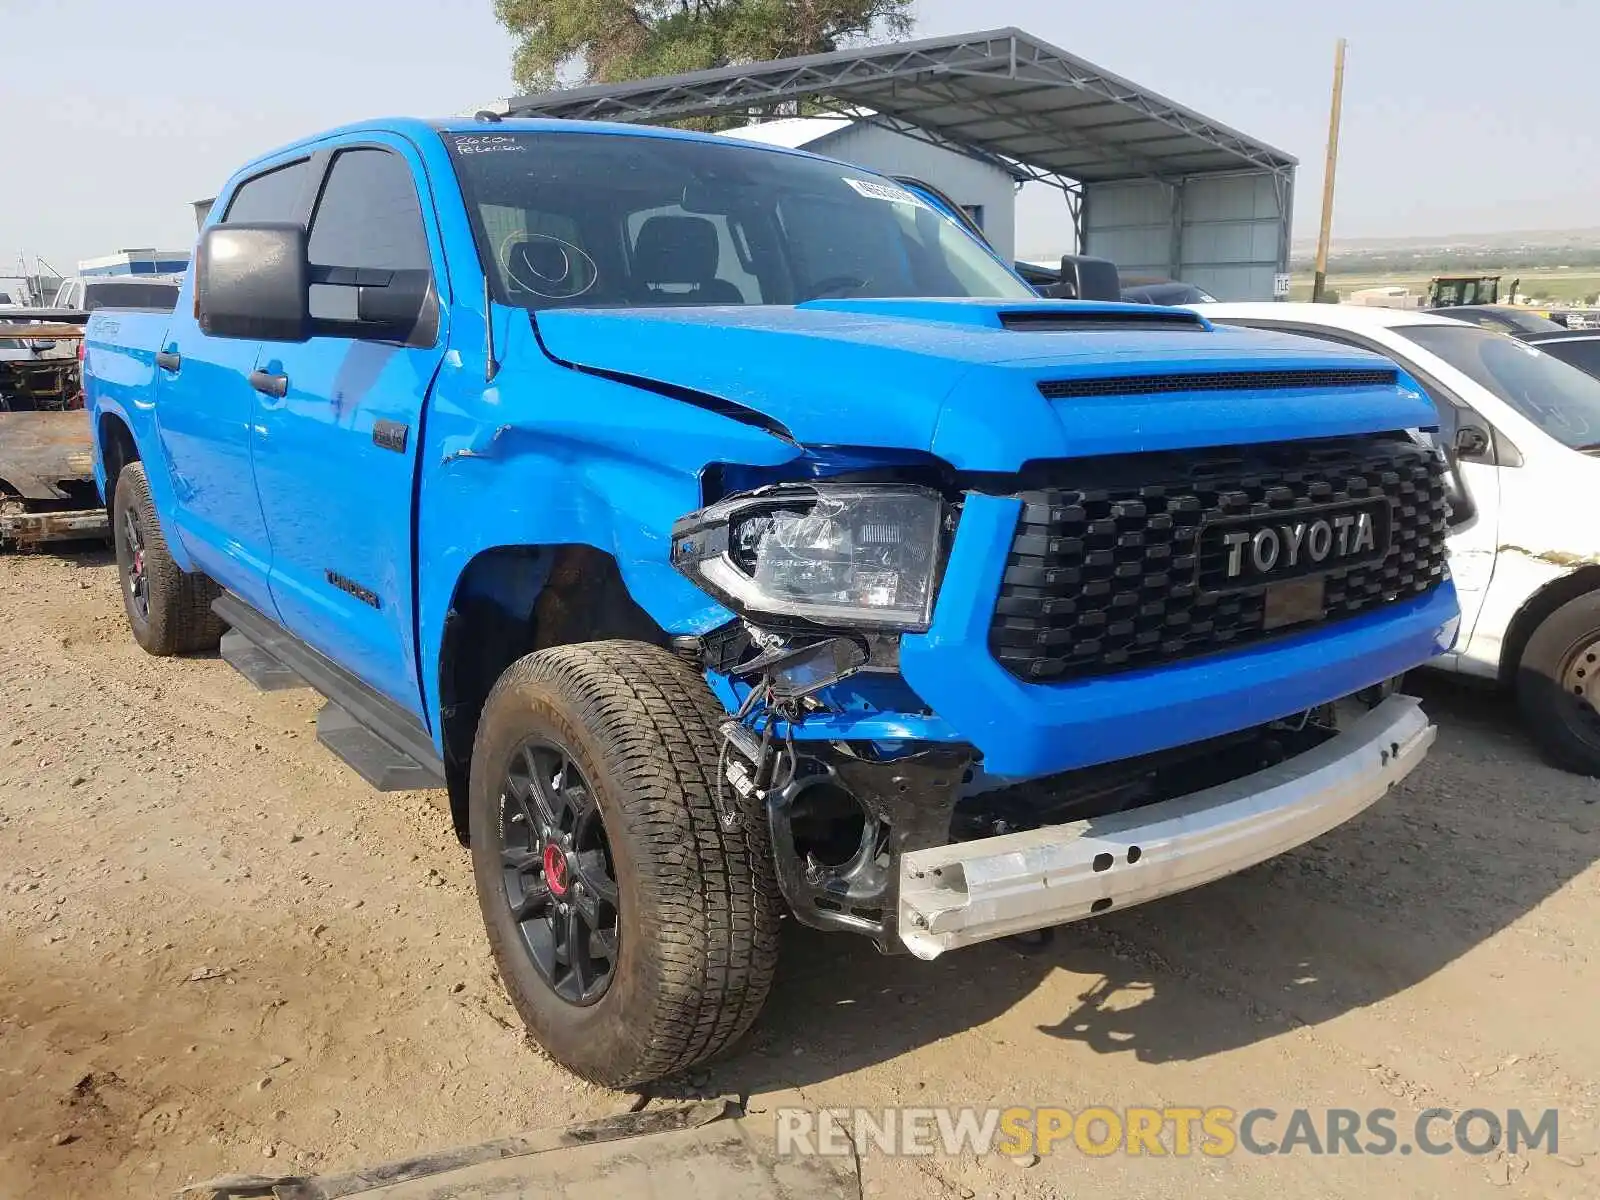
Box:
left=1038, top=367, right=1398, bottom=401
left=989, top=435, right=1450, bottom=683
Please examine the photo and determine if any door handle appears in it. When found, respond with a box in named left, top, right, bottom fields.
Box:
left=155, top=350, right=181, bottom=372
left=249, top=370, right=289, bottom=399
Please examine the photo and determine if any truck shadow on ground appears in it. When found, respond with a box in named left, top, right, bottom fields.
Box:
left=701, top=677, right=1600, bottom=1093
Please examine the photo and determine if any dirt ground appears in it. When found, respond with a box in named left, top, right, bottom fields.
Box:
left=2, top=546, right=1598, bottom=1200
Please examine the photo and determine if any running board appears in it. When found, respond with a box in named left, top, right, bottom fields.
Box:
left=213, top=593, right=446, bottom=793
left=315, top=702, right=445, bottom=791
left=220, top=629, right=306, bottom=691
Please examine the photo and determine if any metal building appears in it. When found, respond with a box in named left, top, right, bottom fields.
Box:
left=502, top=28, right=1298, bottom=301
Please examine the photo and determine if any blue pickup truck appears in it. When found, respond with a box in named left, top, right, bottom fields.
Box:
left=85, top=116, right=1459, bottom=1086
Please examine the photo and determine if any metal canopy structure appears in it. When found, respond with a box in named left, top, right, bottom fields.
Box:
left=503, top=28, right=1299, bottom=299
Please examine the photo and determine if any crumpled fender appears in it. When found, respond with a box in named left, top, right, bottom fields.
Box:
left=416, top=315, right=799, bottom=732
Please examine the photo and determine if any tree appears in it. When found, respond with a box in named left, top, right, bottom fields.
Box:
left=495, top=0, right=915, bottom=94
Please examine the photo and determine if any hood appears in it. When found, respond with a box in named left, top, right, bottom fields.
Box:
left=532, top=299, right=1443, bottom=472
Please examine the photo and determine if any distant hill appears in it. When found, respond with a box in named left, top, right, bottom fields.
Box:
left=1290, top=227, right=1600, bottom=274
left=1292, top=227, right=1600, bottom=255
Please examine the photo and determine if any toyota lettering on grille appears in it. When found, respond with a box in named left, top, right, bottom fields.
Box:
left=1204, top=500, right=1391, bottom=588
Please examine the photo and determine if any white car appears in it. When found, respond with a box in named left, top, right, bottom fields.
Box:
left=1200, top=302, right=1600, bottom=774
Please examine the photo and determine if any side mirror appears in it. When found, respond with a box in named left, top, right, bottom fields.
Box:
left=1057, top=254, right=1121, bottom=303
left=28, top=339, right=57, bottom=353
left=197, top=223, right=310, bottom=342
left=1454, top=424, right=1492, bottom=463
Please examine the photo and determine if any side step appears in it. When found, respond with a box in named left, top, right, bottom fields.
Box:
left=213, top=593, right=446, bottom=793
left=316, top=702, right=445, bottom=791
left=219, top=629, right=306, bottom=691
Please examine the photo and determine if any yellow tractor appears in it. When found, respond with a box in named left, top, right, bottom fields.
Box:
left=1427, top=275, right=1501, bottom=307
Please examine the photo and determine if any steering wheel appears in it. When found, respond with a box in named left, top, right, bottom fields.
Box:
left=799, top=275, right=871, bottom=302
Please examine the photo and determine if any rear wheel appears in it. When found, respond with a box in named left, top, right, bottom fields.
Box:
left=469, top=641, right=779, bottom=1086
left=1515, top=591, right=1600, bottom=775
left=111, top=463, right=224, bottom=655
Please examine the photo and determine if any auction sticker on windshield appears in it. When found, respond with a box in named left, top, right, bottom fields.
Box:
left=844, top=178, right=930, bottom=209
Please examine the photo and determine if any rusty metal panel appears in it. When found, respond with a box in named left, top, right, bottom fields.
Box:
left=0, top=506, right=108, bottom=546
left=0, top=323, right=86, bottom=340
left=0, top=410, right=97, bottom=499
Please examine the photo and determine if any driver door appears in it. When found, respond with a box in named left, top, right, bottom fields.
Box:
left=248, top=138, right=450, bottom=718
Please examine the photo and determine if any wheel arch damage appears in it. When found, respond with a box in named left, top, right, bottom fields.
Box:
left=1496, top=551, right=1600, bottom=686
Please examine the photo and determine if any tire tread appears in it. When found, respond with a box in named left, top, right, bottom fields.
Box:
left=475, top=641, right=779, bottom=1085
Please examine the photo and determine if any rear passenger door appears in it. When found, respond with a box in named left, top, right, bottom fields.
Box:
left=249, top=138, right=448, bottom=719
left=154, top=156, right=312, bottom=617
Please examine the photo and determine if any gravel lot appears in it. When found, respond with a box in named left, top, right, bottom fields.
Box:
left=2, top=546, right=1597, bottom=1199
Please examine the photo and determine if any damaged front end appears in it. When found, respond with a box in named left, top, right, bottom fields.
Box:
left=667, top=458, right=1442, bottom=956
left=670, top=479, right=969, bottom=949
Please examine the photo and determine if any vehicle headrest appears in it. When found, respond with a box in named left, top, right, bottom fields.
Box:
left=634, top=216, right=719, bottom=286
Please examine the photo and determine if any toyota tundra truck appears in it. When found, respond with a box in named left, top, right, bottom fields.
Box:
left=83, top=116, right=1459, bottom=1087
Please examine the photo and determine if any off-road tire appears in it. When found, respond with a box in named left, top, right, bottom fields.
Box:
left=111, top=462, right=224, bottom=656
left=1516, top=590, right=1600, bottom=775
left=469, top=640, right=780, bottom=1086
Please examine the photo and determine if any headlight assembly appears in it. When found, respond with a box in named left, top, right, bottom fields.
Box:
left=670, top=485, right=949, bottom=631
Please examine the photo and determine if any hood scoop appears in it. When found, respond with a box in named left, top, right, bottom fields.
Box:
left=1038, top=366, right=1399, bottom=401
left=999, top=308, right=1207, bottom=333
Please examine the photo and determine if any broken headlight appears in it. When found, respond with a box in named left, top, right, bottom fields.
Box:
left=670, top=485, right=948, bottom=631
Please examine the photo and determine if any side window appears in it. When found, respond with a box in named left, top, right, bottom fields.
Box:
left=1543, top=339, right=1600, bottom=380
left=223, top=159, right=311, bottom=224
left=307, top=148, right=431, bottom=273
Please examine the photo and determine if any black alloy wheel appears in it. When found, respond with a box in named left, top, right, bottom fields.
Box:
left=122, top=507, right=149, bottom=623
left=498, top=738, right=620, bottom=1005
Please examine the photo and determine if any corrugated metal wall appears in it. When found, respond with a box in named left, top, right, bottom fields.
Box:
left=1082, top=171, right=1290, bottom=301
left=814, top=126, right=1019, bottom=260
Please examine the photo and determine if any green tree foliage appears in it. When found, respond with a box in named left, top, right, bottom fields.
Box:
left=495, top=0, right=915, bottom=93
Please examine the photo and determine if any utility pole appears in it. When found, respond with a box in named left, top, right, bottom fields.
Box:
left=1311, top=38, right=1347, bottom=304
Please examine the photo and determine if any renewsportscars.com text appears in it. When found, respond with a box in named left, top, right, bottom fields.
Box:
left=775, top=1106, right=1561, bottom=1159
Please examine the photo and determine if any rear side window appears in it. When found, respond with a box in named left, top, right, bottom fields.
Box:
left=82, top=282, right=180, bottom=311
left=1537, top=338, right=1600, bottom=381
left=223, top=159, right=311, bottom=224
left=307, top=148, right=430, bottom=272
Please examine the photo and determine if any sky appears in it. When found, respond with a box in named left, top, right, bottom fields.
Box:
left=2, top=0, right=1596, bottom=274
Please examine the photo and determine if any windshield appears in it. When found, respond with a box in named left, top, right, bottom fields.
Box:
left=444, top=130, right=1033, bottom=311
left=1401, top=324, right=1600, bottom=450
left=81, top=281, right=179, bottom=311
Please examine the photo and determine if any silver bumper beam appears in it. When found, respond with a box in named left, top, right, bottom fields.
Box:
left=898, top=694, right=1435, bottom=959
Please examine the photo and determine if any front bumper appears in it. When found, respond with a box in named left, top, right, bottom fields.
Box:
left=896, top=693, right=1433, bottom=959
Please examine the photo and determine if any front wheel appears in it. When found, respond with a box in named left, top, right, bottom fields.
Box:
left=111, top=463, right=224, bottom=656
left=1516, top=590, right=1600, bottom=775
left=469, top=641, right=779, bottom=1086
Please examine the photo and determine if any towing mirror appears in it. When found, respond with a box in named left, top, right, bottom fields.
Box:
left=196, top=223, right=310, bottom=342
left=198, top=223, right=436, bottom=347
left=1057, top=254, right=1122, bottom=303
